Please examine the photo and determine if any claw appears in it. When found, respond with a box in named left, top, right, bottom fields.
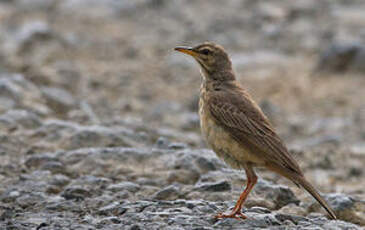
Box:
left=215, top=211, right=247, bottom=220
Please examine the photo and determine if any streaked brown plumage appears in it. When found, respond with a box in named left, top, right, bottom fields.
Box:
left=174, top=42, right=337, bottom=220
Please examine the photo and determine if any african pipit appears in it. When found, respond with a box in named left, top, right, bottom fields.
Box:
left=174, top=42, right=337, bottom=220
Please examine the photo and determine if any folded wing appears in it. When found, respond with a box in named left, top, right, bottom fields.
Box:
left=208, top=91, right=302, bottom=175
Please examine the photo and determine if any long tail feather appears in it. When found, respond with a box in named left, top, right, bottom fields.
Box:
left=295, top=175, right=337, bottom=220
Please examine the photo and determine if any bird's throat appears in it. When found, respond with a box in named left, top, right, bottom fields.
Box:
left=200, top=68, right=209, bottom=82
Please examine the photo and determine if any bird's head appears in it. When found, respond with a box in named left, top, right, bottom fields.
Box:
left=175, top=42, right=233, bottom=80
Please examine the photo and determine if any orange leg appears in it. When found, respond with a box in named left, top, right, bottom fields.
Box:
left=215, top=165, right=257, bottom=220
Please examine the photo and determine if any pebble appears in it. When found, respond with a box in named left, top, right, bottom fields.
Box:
left=107, top=182, right=140, bottom=193
left=61, top=185, right=91, bottom=200
left=153, top=185, right=181, bottom=200
left=195, top=180, right=231, bottom=192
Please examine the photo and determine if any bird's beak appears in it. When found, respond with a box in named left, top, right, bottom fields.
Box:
left=174, top=46, right=198, bottom=57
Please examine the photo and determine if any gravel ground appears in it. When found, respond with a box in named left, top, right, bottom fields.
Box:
left=0, top=0, right=364, bottom=229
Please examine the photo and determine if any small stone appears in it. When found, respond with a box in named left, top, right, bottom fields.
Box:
left=98, top=216, right=121, bottom=225
left=195, top=156, right=217, bottom=172
left=167, top=169, right=200, bottom=185
left=168, top=142, right=187, bottom=150
left=16, top=193, right=46, bottom=208
left=249, top=206, right=272, bottom=214
left=25, top=154, right=57, bottom=169
left=277, top=203, right=306, bottom=217
left=45, top=200, right=82, bottom=212
left=195, top=180, right=231, bottom=192
left=153, top=185, right=180, bottom=200
left=50, top=174, right=71, bottom=187
left=41, top=87, right=76, bottom=114
left=107, top=182, right=140, bottom=193
left=41, top=161, right=66, bottom=174
left=46, top=185, right=63, bottom=194
left=1, top=190, right=21, bottom=203
left=135, top=177, right=159, bottom=186
left=98, top=202, right=126, bottom=216
left=254, top=180, right=299, bottom=209
left=328, top=194, right=355, bottom=211
left=129, top=225, right=141, bottom=230
left=245, top=197, right=276, bottom=210
left=78, top=175, right=111, bottom=187
left=275, top=213, right=308, bottom=225
left=61, top=185, right=91, bottom=200
left=155, top=136, right=170, bottom=148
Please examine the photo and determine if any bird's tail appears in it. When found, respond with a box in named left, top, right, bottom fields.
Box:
left=295, top=175, right=337, bottom=220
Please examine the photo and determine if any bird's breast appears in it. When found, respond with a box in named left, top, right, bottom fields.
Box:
left=199, top=87, right=263, bottom=169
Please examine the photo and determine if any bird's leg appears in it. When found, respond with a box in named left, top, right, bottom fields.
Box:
left=215, top=165, right=257, bottom=220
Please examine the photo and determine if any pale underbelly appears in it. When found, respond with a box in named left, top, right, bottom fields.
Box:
left=199, top=109, right=264, bottom=169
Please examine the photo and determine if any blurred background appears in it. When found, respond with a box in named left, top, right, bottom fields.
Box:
left=0, top=0, right=364, bottom=228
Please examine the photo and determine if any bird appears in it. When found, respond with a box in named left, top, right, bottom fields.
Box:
left=174, top=42, right=337, bottom=220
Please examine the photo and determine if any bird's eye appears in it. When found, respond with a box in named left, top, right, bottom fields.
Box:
left=200, top=49, right=211, bottom=55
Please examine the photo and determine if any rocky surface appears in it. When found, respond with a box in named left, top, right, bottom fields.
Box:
left=0, top=116, right=364, bottom=230
left=1, top=143, right=364, bottom=229
left=0, top=0, right=364, bottom=229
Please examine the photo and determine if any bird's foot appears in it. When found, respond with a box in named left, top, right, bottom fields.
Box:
left=215, top=211, right=247, bottom=220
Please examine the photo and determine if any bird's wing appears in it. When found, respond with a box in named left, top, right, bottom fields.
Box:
left=208, top=91, right=302, bottom=175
